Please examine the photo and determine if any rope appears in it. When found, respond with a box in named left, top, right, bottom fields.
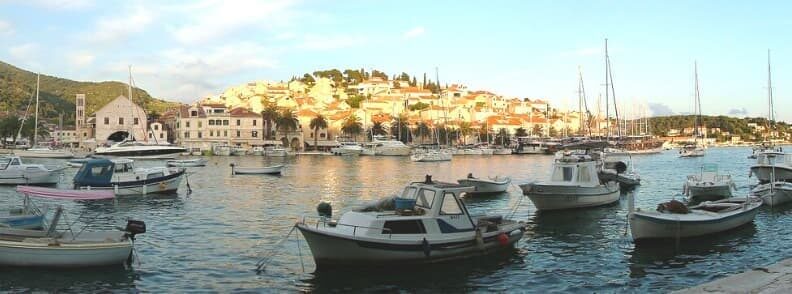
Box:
left=506, top=183, right=526, bottom=220
left=184, top=171, right=193, bottom=195
left=255, top=225, right=298, bottom=273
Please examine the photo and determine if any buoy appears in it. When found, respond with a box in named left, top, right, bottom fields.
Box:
left=497, top=233, right=509, bottom=246
left=317, top=202, right=332, bottom=218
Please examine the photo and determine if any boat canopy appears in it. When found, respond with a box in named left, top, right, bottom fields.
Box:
left=17, top=185, right=115, bottom=200
left=73, top=159, right=115, bottom=186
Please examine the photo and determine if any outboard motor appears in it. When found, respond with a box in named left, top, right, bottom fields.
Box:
left=124, top=220, right=146, bottom=240
left=614, top=161, right=628, bottom=174
left=317, top=202, right=332, bottom=218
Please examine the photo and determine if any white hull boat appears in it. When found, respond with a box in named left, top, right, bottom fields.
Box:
left=230, top=164, right=283, bottom=175
left=751, top=182, right=792, bottom=206
left=166, top=158, right=207, bottom=167
left=213, top=145, right=232, bottom=156
left=679, top=146, right=705, bottom=157
left=625, top=147, right=664, bottom=155
left=249, top=147, right=264, bottom=156
left=684, top=164, right=735, bottom=202
left=331, top=144, right=363, bottom=156
left=94, top=140, right=185, bottom=159
left=0, top=232, right=133, bottom=267
left=520, top=151, right=620, bottom=211
left=629, top=197, right=762, bottom=242
left=0, top=156, right=61, bottom=185
left=599, top=149, right=641, bottom=189
left=410, top=150, right=452, bottom=162
left=73, top=159, right=184, bottom=195
left=293, top=176, right=527, bottom=268
left=264, top=148, right=288, bottom=157
left=14, top=147, right=74, bottom=159
left=493, top=148, right=512, bottom=155
left=457, top=174, right=511, bottom=194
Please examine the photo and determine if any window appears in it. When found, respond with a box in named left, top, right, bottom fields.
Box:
left=252, top=131, right=258, bottom=138
left=119, top=117, right=124, bottom=125
left=578, top=166, right=591, bottom=183
left=209, top=120, right=215, bottom=125
left=253, top=120, right=257, bottom=126
left=236, top=119, right=241, bottom=126
left=223, top=120, right=229, bottom=126
left=210, top=131, right=214, bottom=137
left=440, top=193, right=463, bottom=215
left=159, top=133, right=163, bottom=139
left=186, top=121, right=191, bottom=128
left=198, top=132, right=202, bottom=138
left=416, top=189, right=435, bottom=209
left=184, top=131, right=190, bottom=138
left=134, top=117, right=139, bottom=125
left=149, top=133, right=153, bottom=138
left=191, top=110, right=198, bottom=117
left=382, top=220, right=426, bottom=234
left=104, top=117, right=109, bottom=125
left=236, top=130, right=240, bottom=137
left=223, top=130, right=227, bottom=137
left=176, top=122, right=180, bottom=128
left=198, top=121, right=202, bottom=128
left=153, top=124, right=158, bottom=130
left=562, top=167, right=574, bottom=181
left=83, top=132, right=87, bottom=137
left=552, top=166, right=575, bottom=182
left=320, top=133, right=326, bottom=138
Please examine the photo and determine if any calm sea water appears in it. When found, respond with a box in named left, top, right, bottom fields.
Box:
left=1, top=147, right=791, bottom=292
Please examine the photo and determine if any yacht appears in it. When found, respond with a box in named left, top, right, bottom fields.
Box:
left=295, top=175, right=527, bottom=267
left=264, top=144, right=288, bottom=157
left=0, top=156, right=62, bottom=185
left=520, top=150, right=620, bottom=211
left=369, top=135, right=411, bottom=156
left=94, top=140, right=186, bottom=159
left=330, top=138, right=363, bottom=156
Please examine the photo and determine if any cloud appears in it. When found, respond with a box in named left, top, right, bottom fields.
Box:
left=10, top=0, right=93, bottom=10
left=8, top=43, right=38, bottom=59
left=69, top=52, right=95, bottom=67
left=0, top=20, right=13, bottom=35
left=403, top=26, right=425, bottom=39
left=88, top=5, right=154, bottom=44
left=648, top=102, right=675, bottom=116
left=296, top=34, right=365, bottom=50
left=168, top=0, right=298, bottom=44
left=728, top=107, right=748, bottom=116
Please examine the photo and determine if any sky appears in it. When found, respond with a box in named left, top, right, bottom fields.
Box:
left=0, top=0, right=790, bottom=121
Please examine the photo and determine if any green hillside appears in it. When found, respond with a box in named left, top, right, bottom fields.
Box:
left=0, top=61, right=179, bottom=124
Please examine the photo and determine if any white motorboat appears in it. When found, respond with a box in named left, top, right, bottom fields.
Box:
left=249, top=146, right=265, bottom=156
left=213, top=144, right=232, bottom=156
left=493, top=147, right=512, bottom=155
left=598, top=149, right=641, bottom=190
left=750, top=151, right=792, bottom=183
left=0, top=156, right=62, bottom=185
left=0, top=186, right=146, bottom=267
left=294, top=175, right=527, bottom=267
left=14, top=147, right=74, bottom=159
left=679, top=144, right=705, bottom=157
left=73, top=159, right=184, bottom=195
left=190, top=148, right=203, bottom=156
left=369, top=136, right=411, bottom=156
left=166, top=158, right=207, bottom=167
left=684, top=164, right=735, bottom=203
left=331, top=142, right=363, bottom=156
left=519, top=151, right=620, bottom=211
left=94, top=140, right=186, bottom=159
left=457, top=174, right=511, bottom=194
left=410, top=149, right=453, bottom=162
left=751, top=181, right=792, bottom=207
left=230, top=164, right=283, bottom=175
left=514, top=139, right=547, bottom=154
left=748, top=142, right=778, bottom=159
left=264, top=145, right=288, bottom=157
left=629, top=197, right=762, bottom=242
left=478, top=146, right=495, bottom=155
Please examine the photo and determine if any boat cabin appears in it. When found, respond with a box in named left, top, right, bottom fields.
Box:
left=546, top=153, right=601, bottom=187
left=336, top=176, right=481, bottom=237
left=73, top=159, right=169, bottom=187
left=0, top=156, right=22, bottom=170
left=756, top=151, right=792, bottom=166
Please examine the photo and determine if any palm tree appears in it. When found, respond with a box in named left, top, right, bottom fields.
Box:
left=341, top=115, right=363, bottom=141
left=261, top=103, right=279, bottom=139
left=309, top=114, right=328, bottom=151
left=371, top=121, right=387, bottom=136
left=496, top=128, right=510, bottom=146
left=275, top=109, right=299, bottom=141
left=390, top=114, right=410, bottom=143
left=515, top=127, right=529, bottom=137
left=416, top=122, right=430, bottom=144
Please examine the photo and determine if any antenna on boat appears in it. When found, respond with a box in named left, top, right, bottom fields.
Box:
left=425, top=174, right=433, bottom=184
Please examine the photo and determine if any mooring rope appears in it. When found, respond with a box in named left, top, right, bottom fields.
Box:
left=255, top=225, right=298, bottom=273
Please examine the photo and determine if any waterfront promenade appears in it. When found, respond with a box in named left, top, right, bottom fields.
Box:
left=675, top=258, right=792, bottom=293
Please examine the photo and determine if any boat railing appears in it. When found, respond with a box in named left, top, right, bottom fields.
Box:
left=301, top=216, right=393, bottom=238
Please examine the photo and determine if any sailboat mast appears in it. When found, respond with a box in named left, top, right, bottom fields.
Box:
left=767, top=49, right=774, bottom=131
left=693, top=61, right=702, bottom=141
left=33, top=73, right=39, bottom=146
left=604, top=39, right=610, bottom=138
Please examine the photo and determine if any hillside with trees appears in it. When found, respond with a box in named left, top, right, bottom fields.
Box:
left=649, top=115, right=790, bottom=141
left=0, top=61, right=179, bottom=124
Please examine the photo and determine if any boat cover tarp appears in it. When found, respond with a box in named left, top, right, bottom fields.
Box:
left=17, top=185, right=115, bottom=200
left=73, top=159, right=114, bottom=186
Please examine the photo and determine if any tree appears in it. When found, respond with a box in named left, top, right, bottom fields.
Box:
left=549, top=126, right=558, bottom=138
left=344, top=69, right=364, bottom=85
left=390, top=114, right=411, bottom=143
left=515, top=127, right=528, bottom=137
left=495, top=128, right=511, bottom=146
left=341, top=115, right=363, bottom=140
left=275, top=109, right=299, bottom=137
left=410, top=76, right=417, bottom=87
left=300, top=73, right=316, bottom=86
left=458, top=121, right=472, bottom=145
left=309, top=114, right=328, bottom=151
left=370, top=121, right=387, bottom=136
left=416, top=122, right=430, bottom=144
left=371, top=70, right=388, bottom=80
left=393, top=81, right=401, bottom=89
left=531, top=125, right=542, bottom=136
left=260, top=103, right=279, bottom=139
left=346, top=94, right=365, bottom=108
left=0, top=116, right=22, bottom=147
left=409, top=102, right=430, bottom=111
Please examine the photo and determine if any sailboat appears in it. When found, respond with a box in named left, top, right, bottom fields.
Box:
left=679, top=62, right=706, bottom=158
left=14, top=74, right=75, bottom=159
left=93, top=66, right=186, bottom=159
left=749, top=49, right=781, bottom=159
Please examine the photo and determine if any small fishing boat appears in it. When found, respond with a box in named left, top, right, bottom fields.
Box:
left=230, top=164, right=283, bottom=175
left=213, top=144, right=232, bottom=156
left=751, top=181, right=792, bottom=207
left=73, top=159, right=184, bottom=195
left=295, top=175, right=527, bottom=267
left=166, top=158, right=207, bottom=167
left=0, top=192, right=44, bottom=230
left=750, top=151, right=792, bottom=183
left=0, top=186, right=146, bottom=267
left=629, top=196, right=762, bottom=242
left=457, top=173, right=511, bottom=194
left=679, top=144, right=705, bottom=157
left=230, top=146, right=247, bottom=156
left=0, top=155, right=62, bottom=185
left=520, top=150, right=619, bottom=211
left=684, top=164, right=735, bottom=203
left=598, top=148, right=641, bottom=190
left=249, top=146, right=265, bottom=156
left=264, top=144, right=288, bottom=157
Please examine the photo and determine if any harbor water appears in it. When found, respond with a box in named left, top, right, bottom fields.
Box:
left=1, top=147, right=791, bottom=292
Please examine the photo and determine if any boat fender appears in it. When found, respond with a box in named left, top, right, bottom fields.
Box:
left=497, top=233, right=509, bottom=246
left=475, top=229, right=485, bottom=250
left=422, top=238, right=431, bottom=257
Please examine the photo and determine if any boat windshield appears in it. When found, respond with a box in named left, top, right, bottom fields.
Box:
left=0, top=157, right=9, bottom=169
left=551, top=166, right=575, bottom=182
left=400, top=187, right=435, bottom=209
